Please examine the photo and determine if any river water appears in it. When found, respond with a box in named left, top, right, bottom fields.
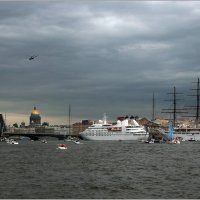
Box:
left=0, top=139, right=200, bottom=199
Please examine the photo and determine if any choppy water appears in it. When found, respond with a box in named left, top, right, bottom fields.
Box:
left=0, top=139, right=200, bottom=199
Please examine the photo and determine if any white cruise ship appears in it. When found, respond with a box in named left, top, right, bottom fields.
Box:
left=80, top=115, right=149, bottom=141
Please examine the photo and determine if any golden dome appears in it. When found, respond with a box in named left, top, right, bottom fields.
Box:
left=31, top=106, right=40, bottom=115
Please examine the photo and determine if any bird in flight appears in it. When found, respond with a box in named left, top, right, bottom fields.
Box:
left=28, top=55, right=38, bottom=60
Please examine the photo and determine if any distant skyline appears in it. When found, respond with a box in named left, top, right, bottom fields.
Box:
left=0, top=1, right=200, bottom=125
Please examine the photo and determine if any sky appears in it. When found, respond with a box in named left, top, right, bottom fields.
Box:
left=0, top=1, right=200, bottom=125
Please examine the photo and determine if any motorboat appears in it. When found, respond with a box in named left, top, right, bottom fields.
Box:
left=73, top=140, right=81, bottom=144
left=172, top=138, right=181, bottom=144
left=144, top=139, right=155, bottom=144
left=57, top=144, right=67, bottom=150
left=7, top=139, right=19, bottom=144
left=188, top=138, right=197, bottom=141
left=148, top=139, right=155, bottom=144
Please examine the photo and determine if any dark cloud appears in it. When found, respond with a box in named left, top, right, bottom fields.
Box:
left=0, top=1, right=200, bottom=124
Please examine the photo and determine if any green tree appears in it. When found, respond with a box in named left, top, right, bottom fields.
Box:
left=42, top=122, right=49, bottom=126
left=13, top=123, right=18, bottom=128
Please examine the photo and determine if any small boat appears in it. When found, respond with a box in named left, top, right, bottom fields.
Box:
left=64, top=136, right=73, bottom=142
left=41, top=139, right=47, bottom=143
left=148, top=139, right=155, bottom=144
left=176, top=137, right=185, bottom=142
left=188, top=138, right=197, bottom=141
left=73, top=140, right=81, bottom=144
left=172, top=138, right=181, bottom=144
left=64, top=139, right=72, bottom=142
left=8, top=139, right=19, bottom=144
left=11, top=140, right=19, bottom=145
left=145, top=139, right=155, bottom=144
left=57, top=144, right=67, bottom=150
left=167, top=119, right=180, bottom=144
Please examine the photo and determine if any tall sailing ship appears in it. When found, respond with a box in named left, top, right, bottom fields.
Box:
left=163, top=78, right=200, bottom=141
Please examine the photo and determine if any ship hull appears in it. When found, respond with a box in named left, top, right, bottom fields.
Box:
left=173, top=128, right=200, bottom=141
left=80, top=132, right=149, bottom=141
left=173, top=133, right=200, bottom=141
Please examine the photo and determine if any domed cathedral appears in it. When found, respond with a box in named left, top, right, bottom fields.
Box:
left=29, top=106, right=41, bottom=127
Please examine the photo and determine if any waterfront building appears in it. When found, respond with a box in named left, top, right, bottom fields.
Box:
left=0, top=114, right=7, bottom=136
left=29, top=107, right=41, bottom=127
left=72, top=120, right=93, bottom=135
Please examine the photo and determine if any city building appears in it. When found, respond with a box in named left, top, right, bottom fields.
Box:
left=72, top=120, right=93, bottom=135
left=29, top=106, right=41, bottom=127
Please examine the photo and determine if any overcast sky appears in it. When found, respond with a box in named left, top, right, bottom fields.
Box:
left=0, top=1, right=200, bottom=125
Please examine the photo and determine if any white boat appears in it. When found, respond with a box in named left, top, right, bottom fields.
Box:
left=73, top=140, right=81, bottom=144
left=57, top=144, right=67, bottom=150
left=144, top=138, right=155, bottom=144
left=7, top=139, right=19, bottom=144
left=41, top=139, right=47, bottom=143
left=188, top=138, right=197, bottom=142
left=148, top=139, right=155, bottom=144
left=172, top=127, right=200, bottom=141
left=64, top=139, right=73, bottom=142
left=11, top=140, right=19, bottom=144
left=80, top=115, right=149, bottom=141
left=172, top=137, right=181, bottom=144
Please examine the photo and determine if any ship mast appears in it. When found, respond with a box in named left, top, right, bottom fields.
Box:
left=4, top=112, right=6, bottom=126
left=152, top=92, right=155, bottom=121
left=197, top=78, right=199, bottom=126
left=196, top=78, right=199, bottom=126
left=69, top=104, right=71, bottom=135
left=185, top=77, right=200, bottom=128
left=162, top=86, right=186, bottom=127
